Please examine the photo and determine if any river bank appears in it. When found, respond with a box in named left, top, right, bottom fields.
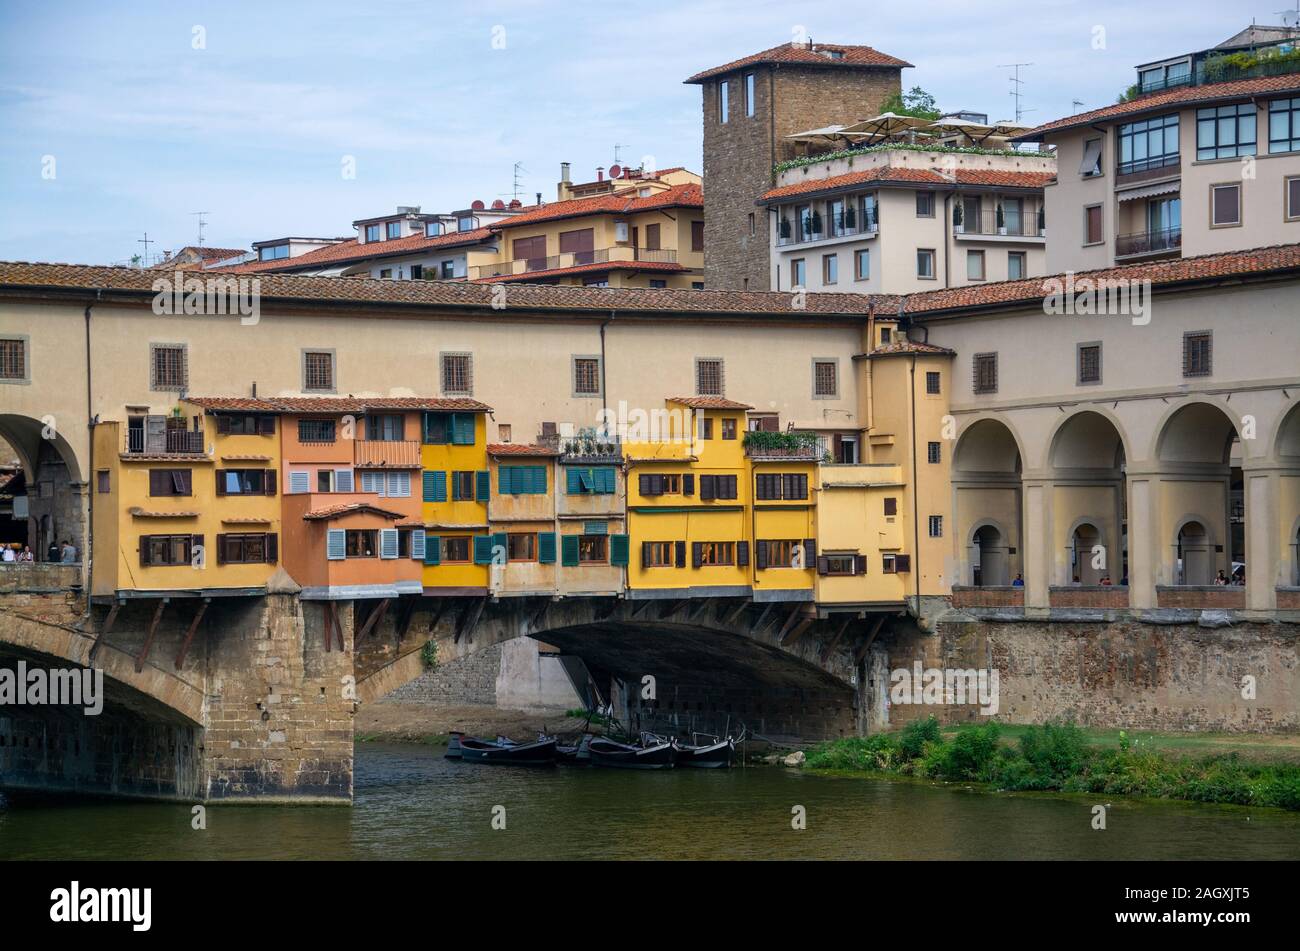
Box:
left=355, top=701, right=592, bottom=746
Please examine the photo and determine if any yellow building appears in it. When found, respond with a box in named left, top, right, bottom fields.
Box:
left=813, top=463, right=909, bottom=610
left=469, top=166, right=705, bottom=288
left=420, top=403, right=494, bottom=595
left=91, top=399, right=283, bottom=598
left=746, top=432, right=818, bottom=603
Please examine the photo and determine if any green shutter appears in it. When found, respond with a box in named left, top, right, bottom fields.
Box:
left=597, top=468, right=615, bottom=494
left=530, top=465, right=547, bottom=494
left=498, top=466, right=512, bottom=495
left=424, top=534, right=441, bottom=565
left=451, top=413, right=475, bottom=445
left=475, top=470, right=490, bottom=501
left=578, top=468, right=594, bottom=492
left=538, top=532, right=557, bottom=564
left=584, top=521, right=607, bottom=535
left=422, top=471, right=437, bottom=501
left=432, top=470, right=447, bottom=502
left=566, top=468, right=582, bottom=494
left=561, top=535, right=580, bottom=567
left=610, top=534, right=629, bottom=566
left=473, top=535, right=494, bottom=564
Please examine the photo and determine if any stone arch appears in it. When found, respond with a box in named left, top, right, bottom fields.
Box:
left=1067, top=517, right=1107, bottom=584
left=952, top=416, right=1024, bottom=588
left=1268, top=400, right=1300, bottom=463
left=969, top=518, right=1013, bottom=586
left=1151, top=397, right=1241, bottom=464
left=1047, top=411, right=1128, bottom=586
left=1171, top=515, right=1217, bottom=585
left=1046, top=408, right=1130, bottom=473
left=953, top=414, right=1026, bottom=475
left=0, top=413, right=86, bottom=562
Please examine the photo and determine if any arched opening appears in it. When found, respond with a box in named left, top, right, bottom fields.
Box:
left=1048, top=411, right=1127, bottom=586
left=1276, top=405, right=1300, bottom=587
left=1156, top=403, right=1239, bottom=586
left=952, top=419, right=1022, bottom=588
left=0, top=415, right=85, bottom=564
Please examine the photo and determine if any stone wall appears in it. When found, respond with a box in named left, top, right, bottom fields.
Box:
left=876, top=616, right=1300, bottom=733
left=381, top=642, right=500, bottom=706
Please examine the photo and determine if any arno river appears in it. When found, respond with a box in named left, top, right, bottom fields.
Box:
left=2, top=743, right=1299, bottom=860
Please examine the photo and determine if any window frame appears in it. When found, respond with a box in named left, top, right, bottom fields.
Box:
left=695, top=357, right=725, bottom=396
left=966, top=249, right=986, bottom=282
left=150, top=342, right=188, bottom=391
left=1077, top=341, right=1103, bottom=386
left=973, top=352, right=998, bottom=395
left=915, top=191, right=935, bottom=218
left=854, top=248, right=870, bottom=281
left=1183, top=331, right=1212, bottom=378
left=1196, top=103, right=1257, bottom=160
left=718, top=79, right=729, bottom=123
left=1209, top=182, right=1242, bottom=228
left=571, top=354, right=602, bottom=398
left=1007, top=250, right=1027, bottom=280
left=925, top=371, right=941, bottom=395
left=1268, top=96, right=1300, bottom=154
left=916, top=248, right=936, bottom=280
left=1084, top=203, right=1104, bottom=246
left=302, top=349, right=336, bottom=393
left=0, top=334, right=30, bottom=384
left=812, top=358, right=839, bottom=399
left=440, top=351, right=474, bottom=396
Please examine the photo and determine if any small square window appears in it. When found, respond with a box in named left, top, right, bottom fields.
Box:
left=822, top=253, right=838, bottom=285
left=813, top=359, right=838, bottom=398
left=303, top=350, right=334, bottom=392
left=573, top=356, right=601, bottom=397
left=1078, top=343, right=1102, bottom=385
left=926, top=371, right=941, bottom=395
left=973, top=353, right=998, bottom=395
left=386, top=221, right=401, bottom=240
left=966, top=249, right=986, bottom=281
left=1008, top=251, right=1027, bottom=280
left=928, top=515, right=943, bottom=538
left=696, top=358, right=724, bottom=396
left=441, top=352, right=473, bottom=395
left=0, top=337, right=27, bottom=382
left=927, top=441, right=941, bottom=464
left=1211, top=183, right=1241, bottom=227
left=1183, top=332, right=1212, bottom=378
left=916, top=192, right=935, bottom=217
left=916, top=249, right=936, bottom=279
left=854, top=248, right=870, bottom=280
left=150, top=344, right=187, bottom=391
left=721, top=418, right=737, bottom=440
left=1084, top=204, right=1104, bottom=245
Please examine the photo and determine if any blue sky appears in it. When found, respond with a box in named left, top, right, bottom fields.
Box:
left=0, top=0, right=1271, bottom=265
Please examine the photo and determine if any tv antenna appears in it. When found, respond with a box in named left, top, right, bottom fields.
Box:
left=137, top=232, right=154, bottom=267
left=191, top=211, right=210, bottom=247
left=998, top=62, right=1033, bottom=123
left=613, top=143, right=626, bottom=166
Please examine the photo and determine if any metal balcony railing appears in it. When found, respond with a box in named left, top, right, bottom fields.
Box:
left=955, top=208, right=1044, bottom=237
left=125, top=428, right=205, bottom=455
left=776, top=212, right=878, bottom=247
left=1115, top=226, right=1182, bottom=258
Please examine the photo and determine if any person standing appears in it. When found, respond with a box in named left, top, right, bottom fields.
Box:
left=47, top=541, right=59, bottom=562
left=2, top=545, right=14, bottom=563
left=61, top=540, right=76, bottom=563
left=18, top=546, right=34, bottom=563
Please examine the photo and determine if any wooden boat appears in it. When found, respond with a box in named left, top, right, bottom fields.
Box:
left=444, top=731, right=464, bottom=760
left=587, top=733, right=677, bottom=770
left=555, top=733, right=592, bottom=765
left=675, top=733, right=735, bottom=768
left=457, top=735, right=557, bottom=765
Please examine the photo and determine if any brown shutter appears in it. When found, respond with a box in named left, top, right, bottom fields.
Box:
left=721, top=475, right=737, bottom=499
left=215, top=534, right=226, bottom=565
left=641, top=541, right=651, bottom=568
left=149, top=470, right=165, bottom=496
left=217, top=415, right=231, bottom=435
left=895, top=554, right=911, bottom=572
left=761, top=415, right=779, bottom=432
left=854, top=554, right=867, bottom=575
left=737, top=541, right=749, bottom=567
left=817, top=556, right=830, bottom=575
left=258, top=415, right=275, bottom=436
left=215, top=470, right=226, bottom=496
left=264, top=469, right=277, bottom=496
left=804, top=538, right=816, bottom=563
left=675, top=541, right=686, bottom=568
left=191, top=534, right=204, bottom=566
left=700, top=475, right=715, bottom=501
left=755, top=540, right=769, bottom=569
left=682, top=473, right=694, bottom=496
left=265, top=533, right=278, bottom=564
left=139, top=535, right=152, bottom=567
left=691, top=542, right=703, bottom=568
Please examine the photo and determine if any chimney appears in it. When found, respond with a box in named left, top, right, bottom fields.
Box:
left=536, top=191, right=543, bottom=206
left=596, top=166, right=604, bottom=181
left=560, top=162, right=571, bottom=183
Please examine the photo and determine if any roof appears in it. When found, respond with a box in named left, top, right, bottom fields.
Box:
left=490, top=183, right=703, bottom=229
left=904, top=243, right=1300, bottom=316
left=186, top=396, right=492, bottom=413
left=473, top=259, right=687, bottom=284
left=1014, top=73, right=1300, bottom=140
left=685, top=42, right=912, bottom=83
left=667, top=396, right=755, bottom=410
left=863, top=341, right=957, bottom=358
left=0, top=261, right=895, bottom=318
left=487, top=444, right=561, bottom=457
left=229, top=228, right=495, bottom=273
left=760, top=166, right=1053, bottom=202
left=303, top=502, right=407, bottom=521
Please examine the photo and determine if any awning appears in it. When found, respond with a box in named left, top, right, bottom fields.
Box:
left=1117, top=180, right=1181, bottom=202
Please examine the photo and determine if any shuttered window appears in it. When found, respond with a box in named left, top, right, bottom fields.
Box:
left=379, top=528, right=399, bottom=559
left=410, top=529, right=425, bottom=561
left=423, top=470, right=447, bottom=502
left=699, top=474, right=738, bottom=500
left=288, top=471, right=311, bottom=494
left=326, top=529, right=346, bottom=560
left=568, top=466, right=615, bottom=494
left=149, top=469, right=193, bottom=497
left=499, top=465, right=547, bottom=495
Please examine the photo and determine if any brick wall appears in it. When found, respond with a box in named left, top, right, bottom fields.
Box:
left=1155, top=586, right=1247, bottom=610
left=699, top=64, right=901, bottom=291
left=950, top=585, right=1024, bottom=608
left=1279, top=588, right=1300, bottom=610
left=1049, top=585, right=1130, bottom=608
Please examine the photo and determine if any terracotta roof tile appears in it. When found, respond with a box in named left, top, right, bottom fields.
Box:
left=905, top=243, right=1300, bottom=315
left=667, top=396, right=755, bottom=410
left=685, top=42, right=912, bottom=83
left=129, top=507, right=199, bottom=518
left=472, top=259, right=687, bottom=283
left=187, top=396, right=492, bottom=413
left=303, top=502, right=406, bottom=521
left=490, top=183, right=703, bottom=229
left=228, top=228, right=495, bottom=273
left=864, top=341, right=957, bottom=357
left=1015, top=73, right=1300, bottom=139
left=487, top=444, right=561, bottom=456
left=760, top=167, right=1053, bottom=202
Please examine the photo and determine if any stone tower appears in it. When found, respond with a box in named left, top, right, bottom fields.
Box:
left=685, top=41, right=910, bottom=291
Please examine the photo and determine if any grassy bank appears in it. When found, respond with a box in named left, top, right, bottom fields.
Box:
left=806, top=719, right=1300, bottom=811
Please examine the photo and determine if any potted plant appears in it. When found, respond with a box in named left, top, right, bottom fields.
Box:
left=779, top=218, right=792, bottom=240
left=996, top=202, right=1006, bottom=235
left=1037, top=205, right=1046, bottom=236
left=810, top=210, right=823, bottom=237
left=953, top=202, right=964, bottom=234
left=845, top=205, right=857, bottom=230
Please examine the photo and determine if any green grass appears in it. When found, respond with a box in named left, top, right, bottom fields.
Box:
left=806, top=719, right=1300, bottom=811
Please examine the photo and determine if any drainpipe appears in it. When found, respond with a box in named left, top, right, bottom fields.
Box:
left=908, top=354, right=922, bottom=614
left=84, top=293, right=101, bottom=602
left=942, top=193, right=952, bottom=289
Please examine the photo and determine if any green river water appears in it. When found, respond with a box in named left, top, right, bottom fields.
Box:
left=2, top=742, right=1299, bottom=860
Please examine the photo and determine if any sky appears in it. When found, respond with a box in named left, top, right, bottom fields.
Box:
left=0, top=0, right=1280, bottom=265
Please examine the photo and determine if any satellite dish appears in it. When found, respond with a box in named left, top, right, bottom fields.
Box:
left=608, top=164, right=622, bottom=179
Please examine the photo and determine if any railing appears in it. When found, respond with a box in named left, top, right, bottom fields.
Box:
left=1116, top=153, right=1180, bottom=179
left=743, top=430, right=824, bottom=461
left=776, top=213, right=878, bottom=247
left=956, top=209, right=1043, bottom=237
left=1115, top=226, right=1181, bottom=258
left=124, top=429, right=205, bottom=454
left=353, top=439, right=421, bottom=468
left=1137, top=74, right=1193, bottom=95
left=468, top=247, right=679, bottom=281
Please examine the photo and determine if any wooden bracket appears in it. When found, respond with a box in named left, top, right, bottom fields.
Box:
left=455, top=597, right=486, bottom=644
left=134, top=597, right=169, bottom=673
left=90, top=600, right=123, bottom=664
left=356, top=598, right=390, bottom=641
left=174, top=598, right=210, bottom=670
left=853, top=614, right=888, bottom=665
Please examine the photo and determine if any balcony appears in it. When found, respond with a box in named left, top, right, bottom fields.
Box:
left=353, top=439, right=421, bottom=469
left=954, top=209, right=1044, bottom=239
left=743, top=430, right=825, bottom=462
left=776, top=213, right=878, bottom=248
left=1115, top=154, right=1181, bottom=186
left=1115, top=226, right=1181, bottom=259
left=125, top=427, right=205, bottom=455
left=468, top=247, right=679, bottom=281
left=537, top=430, right=622, bottom=464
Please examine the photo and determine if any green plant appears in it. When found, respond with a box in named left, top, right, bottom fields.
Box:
left=879, top=86, right=941, bottom=120
left=774, top=141, right=1031, bottom=175
left=420, top=639, right=439, bottom=670
left=952, top=203, right=963, bottom=226
left=898, top=715, right=943, bottom=760
left=742, top=429, right=820, bottom=454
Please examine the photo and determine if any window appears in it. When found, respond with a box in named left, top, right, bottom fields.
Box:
left=649, top=280, right=668, bottom=289
left=1269, top=97, right=1300, bottom=153
left=759, top=540, right=800, bottom=569
left=140, top=534, right=195, bottom=567
left=698, top=474, right=738, bottom=500
left=854, top=249, right=870, bottom=281
left=822, top=253, right=838, bottom=285
left=258, top=243, right=289, bottom=261
left=365, top=224, right=381, bottom=242
left=298, top=419, right=336, bottom=443
left=915, top=192, right=934, bottom=217
left=790, top=258, right=806, bottom=288
left=0, top=337, right=26, bottom=381
left=1183, top=331, right=1212, bottom=378
left=458, top=216, right=475, bottom=232
left=1138, top=60, right=1190, bottom=93
left=638, top=473, right=683, bottom=496
left=578, top=535, right=608, bottom=563
left=966, top=249, right=985, bottom=281
left=973, top=353, right=998, bottom=395
left=927, top=441, right=941, bottom=464
left=744, top=72, right=755, bottom=117
left=218, top=533, right=273, bottom=565
left=699, top=417, right=713, bottom=440
left=97, top=470, right=110, bottom=493
left=1008, top=251, right=1026, bottom=280
left=217, top=468, right=273, bottom=495
left=696, top=541, right=735, bottom=566
left=216, top=414, right=273, bottom=436
left=820, top=553, right=862, bottom=576
left=1084, top=204, right=1103, bottom=245
left=720, top=418, right=737, bottom=441
left=755, top=473, right=808, bottom=500
left=696, top=358, right=724, bottom=396
left=813, top=359, right=838, bottom=398
left=441, top=352, right=473, bottom=395
left=916, top=249, right=935, bottom=279
left=440, top=261, right=455, bottom=279
left=926, top=371, right=941, bottom=395
left=1080, top=137, right=1104, bottom=177
left=1117, top=113, right=1179, bottom=175
left=424, top=411, right=475, bottom=445
left=643, top=223, right=661, bottom=251
left=359, top=470, right=411, bottom=498
left=1078, top=343, right=1102, bottom=385
left=498, top=465, right=547, bottom=495
left=346, top=530, right=378, bottom=558
left=150, top=344, right=187, bottom=391
left=1210, top=183, right=1241, bottom=227
left=303, top=350, right=334, bottom=392
left=365, top=414, right=404, bottom=441
left=718, top=80, right=729, bottom=122
left=1197, top=104, right=1256, bottom=160
left=747, top=213, right=755, bottom=236
left=426, top=221, right=443, bottom=237
left=507, top=533, right=536, bottom=561
left=567, top=467, right=616, bottom=495
left=1287, top=176, right=1300, bottom=221
left=386, top=221, right=401, bottom=240
left=444, top=470, right=473, bottom=501
left=412, top=265, right=424, bottom=279
left=642, top=541, right=674, bottom=567
left=693, top=282, right=704, bottom=290
left=379, top=268, right=393, bottom=279
left=928, top=515, right=943, bottom=538
left=884, top=497, right=897, bottom=517
left=149, top=469, right=192, bottom=497
left=880, top=327, right=891, bottom=344
left=442, top=536, right=471, bottom=563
